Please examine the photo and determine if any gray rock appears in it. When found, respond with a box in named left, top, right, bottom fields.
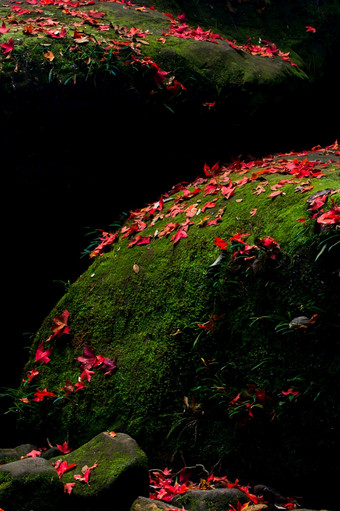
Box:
left=0, top=456, right=55, bottom=477
left=172, top=488, right=250, bottom=511
left=0, top=444, right=37, bottom=461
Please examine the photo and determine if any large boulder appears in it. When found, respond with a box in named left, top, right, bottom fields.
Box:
left=1, top=0, right=339, bottom=425
left=0, top=432, right=148, bottom=511
left=56, top=431, right=149, bottom=509
left=11, top=143, right=340, bottom=509
left=0, top=460, right=64, bottom=511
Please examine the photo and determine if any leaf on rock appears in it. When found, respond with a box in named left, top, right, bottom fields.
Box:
left=35, top=342, right=53, bottom=364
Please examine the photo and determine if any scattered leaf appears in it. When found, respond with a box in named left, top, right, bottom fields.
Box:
left=1, top=37, right=14, bottom=54
left=64, top=482, right=76, bottom=494
left=44, top=50, right=55, bottom=61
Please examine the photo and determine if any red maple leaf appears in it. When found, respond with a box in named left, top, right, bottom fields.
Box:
left=80, top=368, right=95, bottom=382
left=74, top=381, right=85, bottom=392
left=22, top=449, right=42, bottom=458
left=317, top=205, right=340, bottom=225
left=268, top=190, right=283, bottom=199
left=23, top=368, right=39, bottom=384
left=197, top=313, right=224, bottom=331
left=54, top=460, right=77, bottom=479
left=1, top=38, right=14, bottom=53
left=96, top=355, right=117, bottom=376
left=128, top=235, right=151, bottom=247
left=282, top=387, right=299, bottom=396
left=64, top=482, right=76, bottom=494
left=56, top=442, right=72, bottom=454
left=33, top=388, right=56, bottom=402
left=77, top=346, right=97, bottom=369
left=46, top=310, right=69, bottom=341
left=203, top=162, right=219, bottom=177
left=46, top=27, right=66, bottom=38
left=73, top=463, right=97, bottom=484
left=306, top=25, right=316, bottom=32
left=230, top=232, right=249, bottom=244
left=171, top=228, right=188, bottom=244
left=74, top=468, right=91, bottom=484
left=201, top=200, right=217, bottom=212
left=202, top=101, right=216, bottom=109
left=221, top=184, right=234, bottom=199
left=214, top=237, right=228, bottom=250
left=35, top=342, right=53, bottom=364
left=0, top=22, right=10, bottom=34
left=158, top=222, right=180, bottom=238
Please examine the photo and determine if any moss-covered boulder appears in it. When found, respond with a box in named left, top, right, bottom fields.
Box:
left=0, top=432, right=148, bottom=511
left=1, top=0, right=339, bottom=421
left=0, top=461, right=64, bottom=511
left=54, top=431, right=149, bottom=509
left=12, top=142, right=340, bottom=508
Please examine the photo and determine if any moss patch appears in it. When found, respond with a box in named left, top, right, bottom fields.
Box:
left=12, top=144, right=339, bottom=510
left=0, top=471, right=64, bottom=511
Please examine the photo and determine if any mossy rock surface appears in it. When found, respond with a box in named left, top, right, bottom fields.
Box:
left=53, top=431, right=149, bottom=508
left=0, top=468, right=64, bottom=511
left=0, top=432, right=149, bottom=511
left=14, top=142, right=340, bottom=508
left=0, top=0, right=307, bottom=90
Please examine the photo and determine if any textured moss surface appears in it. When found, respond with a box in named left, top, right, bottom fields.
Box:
left=0, top=0, right=306, bottom=94
left=13, top=146, right=339, bottom=509
left=0, top=471, right=64, bottom=511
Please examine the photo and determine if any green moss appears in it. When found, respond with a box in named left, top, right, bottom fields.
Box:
left=14, top=152, right=339, bottom=489
left=0, top=471, right=64, bottom=511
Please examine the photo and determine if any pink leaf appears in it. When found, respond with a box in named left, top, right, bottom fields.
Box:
left=35, top=342, right=53, bottom=364
left=64, top=482, right=76, bottom=494
left=1, top=38, right=14, bottom=53
left=0, top=22, right=10, bottom=34
left=171, top=228, right=188, bottom=244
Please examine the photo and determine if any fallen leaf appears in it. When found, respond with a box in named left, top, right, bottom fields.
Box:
left=44, top=50, right=54, bottom=61
left=33, top=388, right=56, bottom=402
left=0, top=22, right=10, bottom=34
left=54, top=460, right=77, bottom=479
left=73, top=29, right=89, bottom=43
left=1, top=37, right=14, bottom=53
left=133, top=263, right=140, bottom=273
left=56, top=441, right=72, bottom=454
left=23, top=368, right=39, bottom=384
left=64, top=482, right=76, bottom=494
left=214, top=237, right=228, bottom=250
left=35, top=342, right=53, bottom=364
left=268, top=190, right=283, bottom=199
left=21, top=449, right=41, bottom=458
left=46, top=310, right=70, bottom=341
left=171, top=228, right=188, bottom=244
